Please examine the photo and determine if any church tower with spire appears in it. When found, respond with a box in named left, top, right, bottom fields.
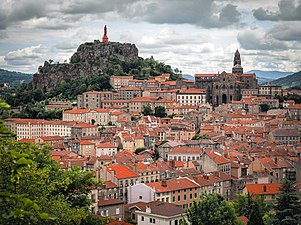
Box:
left=102, top=25, right=109, bottom=43
left=232, top=49, right=243, bottom=74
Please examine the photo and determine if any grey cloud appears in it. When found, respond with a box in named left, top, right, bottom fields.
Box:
left=253, top=0, right=301, bottom=21
left=0, top=0, right=53, bottom=29
left=220, top=4, right=241, bottom=23
left=134, top=0, right=241, bottom=28
left=237, top=29, right=292, bottom=51
left=269, top=22, right=301, bottom=42
left=0, top=0, right=241, bottom=30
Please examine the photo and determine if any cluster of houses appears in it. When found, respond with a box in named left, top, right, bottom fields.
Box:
left=4, top=72, right=301, bottom=225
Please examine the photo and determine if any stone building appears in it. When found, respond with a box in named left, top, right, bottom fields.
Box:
left=195, top=50, right=258, bottom=106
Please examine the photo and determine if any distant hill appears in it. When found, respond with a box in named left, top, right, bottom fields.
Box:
left=0, top=69, right=32, bottom=87
left=270, top=71, right=301, bottom=89
left=247, top=70, right=294, bottom=84
left=182, top=74, right=194, bottom=81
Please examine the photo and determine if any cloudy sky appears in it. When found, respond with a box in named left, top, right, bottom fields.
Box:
left=0, top=0, right=300, bottom=75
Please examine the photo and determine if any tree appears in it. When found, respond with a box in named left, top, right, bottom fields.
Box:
left=182, top=193, right=239, bottom=225
left=0, top=99, right=99, bottom=225
left=134, top=147, right=146, bottom=155
left=260, top=104, right=270, bottom=112
left=247, top=200, right=264, bottom=225
left=152, top=149, right=160, bottom=160
left=141, top=104, right=153, bottom=116
left=154, top=106, right=167, bottom=118
left=274, top=180, right=301, bottom=225
left=233, top=194, right=267, bottom=225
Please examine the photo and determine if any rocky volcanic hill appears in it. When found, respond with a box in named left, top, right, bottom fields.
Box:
left=31, top=40, right=138, bottom=89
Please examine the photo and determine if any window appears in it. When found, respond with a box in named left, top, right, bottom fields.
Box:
left=141, top=216, right=144, bottom=221
left=178, top=196, right=180, bottom=201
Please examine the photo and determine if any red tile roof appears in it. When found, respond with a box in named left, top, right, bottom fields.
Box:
left=18, top=138, right=35, bottom=143
left=98, top=198, right=124, bottom=207
left=80, top=141, right=95, bottom=145
left=206, top=151, right=230, bottom=165
left=146, top=177, right=199, bottom=193
left=97, top=142, right=117, bottom=148
left=245, top=183, right=281, bottom=195
left=106, top=164, right=139, bottom=179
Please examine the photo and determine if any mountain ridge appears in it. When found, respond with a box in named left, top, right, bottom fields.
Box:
left=0, top=69, right=32, bottom=87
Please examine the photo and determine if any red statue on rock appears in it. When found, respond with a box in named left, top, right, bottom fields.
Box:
left=102, top=25, right=109, bottom=43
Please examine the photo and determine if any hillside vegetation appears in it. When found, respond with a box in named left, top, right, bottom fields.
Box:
left=0, top=69, right=32, bottom=87
left=4, top=56, right=177, bottom=108
left=271, top=71, right=301, bottom=89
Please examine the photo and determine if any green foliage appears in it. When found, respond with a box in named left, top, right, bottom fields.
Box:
left=233, top=194, right=270, bottom=225
left=154, top=106, right=167, bottom=118
left=6, top=74, right=112, bottom=108
left=112, top=56, right=176, bottom=80
left=182, top=193, right=239, bottom=225
left=10, top=102, right=63, bottom=120
left=274, top=180, right=301, bottom=225
left=70, top=54, right=81, bottom=64
left=134, top=147, right=147, bottom=155
left=0, top=100, right=99, bottom=224
left=141, top=104, right=153, bottom=116
left=80, top=214, right=112, bottom=225
left=260, top=104, right=270, bottom=112
left=152, top=149, right=160, bottom=160
left=271, top=70, right=301, bottom=88
left=0, top=69, right=32, bottom=88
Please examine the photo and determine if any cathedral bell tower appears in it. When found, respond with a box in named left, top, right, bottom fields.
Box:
left=102, top=25, right=109, bottom=43
left=232, top=49, right=243, bottom=74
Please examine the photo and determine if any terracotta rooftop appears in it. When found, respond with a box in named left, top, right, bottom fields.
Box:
left=206, top=150, right=230, bottom=165
left=98, top=198, right=124, bottom=207
left=245, top=183, right=281, bottom=195
left=97, top=142, right=116, bottom=148
left=146, top=177, right=199, bottom=193
left=106, top=164, right=139, bottom=179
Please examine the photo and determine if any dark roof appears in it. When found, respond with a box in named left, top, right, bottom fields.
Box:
left=125, top=201, right=184, bottom=217
left=272, top=128, right=300, bottom=137
left=98, top=198, right=124, bottom=207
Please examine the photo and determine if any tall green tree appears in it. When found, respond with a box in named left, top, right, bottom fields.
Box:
left=234, top=194, right=269, bottom=225
left=141, top=104, right=153, bottom=116
left=182, top=193, right=239, bottom=225
left=274, top=180, right=301, bottom=225
left=154, top=106, right=167, bottom=118
left=0, top=99, right=99, bottom=225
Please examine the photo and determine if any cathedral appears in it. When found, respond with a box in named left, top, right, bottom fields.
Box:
left=195, top=50, right=258, bottom=106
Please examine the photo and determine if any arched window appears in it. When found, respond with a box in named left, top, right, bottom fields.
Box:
left=216, top=85, right=218, bottom=89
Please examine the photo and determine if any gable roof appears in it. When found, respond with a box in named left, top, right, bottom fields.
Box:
left=126, top=201, right=184, bottom=217
left=106, top=164, right=139, bottom=179
left=146, top=177, right=199, bottom=193
left=245, top=183, right=281, bottom=195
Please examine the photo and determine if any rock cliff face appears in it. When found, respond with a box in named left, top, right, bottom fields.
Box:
left=31, top=40, right=139, bottom=89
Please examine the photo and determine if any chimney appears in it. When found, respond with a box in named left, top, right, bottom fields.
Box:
left=161, top=180, right=167, bottom=187
left=146, top=204, right=151, bottom=213
left=274, top=157, right=278, bottom=165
